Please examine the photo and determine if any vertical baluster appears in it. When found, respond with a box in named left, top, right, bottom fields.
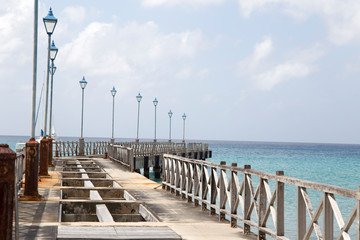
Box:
left=210, top=166, right=217, bottom=216
left=258, top=177, right=267, bottom=240
left=194, top=163, right=200, bottom=207
left=230, top=163, right=237, bottom=228
left=298, top=186, right=306, bottom=240
left=201, top=164, right=207, bottom=211
left=276, top=171, right=285, bottom=237
left=244, top=164, right=251, bottom=234
left=219, top=161, right=226, bottom=221
left=324, top=192, right=334, bottom=240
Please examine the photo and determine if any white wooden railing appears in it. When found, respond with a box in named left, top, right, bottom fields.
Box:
left=162, top=154, right=360, bottom=240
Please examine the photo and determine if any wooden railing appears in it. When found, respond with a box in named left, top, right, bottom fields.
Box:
left=116, top=142, right=208, bottom=157
left=54, top=141, right=108, bottom=157
left=162, top=154, right=360, bottom=240
left=108, top=145, right=134, bottom=170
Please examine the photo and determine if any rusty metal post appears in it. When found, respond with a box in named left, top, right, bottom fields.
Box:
left=0, top=144, right=16, bottom=240
left=39, top=137, right=49, bottom=176
left=48, top=137, right=54, bottom=167
left=22, top=139, right=42, bottom=200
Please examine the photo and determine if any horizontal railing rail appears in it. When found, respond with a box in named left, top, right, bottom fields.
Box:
left=162, top=154, right=360, bottom=240
left=115, top=142, right=208, bottom=157
left=54, top=141, right=109, bottom=157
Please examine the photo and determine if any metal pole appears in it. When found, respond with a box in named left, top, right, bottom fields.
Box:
left=49, top=60, right=54, bottom=137
left=43, top=34, right=51, bottom=137
left=30, top=0, right=39, bottom=139
left=154, top=105, right=157, bottom=142
left=81, top=88, right=84, bottom=138
left=169, top=117, right=172, bottom=142
left=183, top=118, right=185, bottom=142
left=112, top=95, right=115, bottom=139
left=136, top=101, right=140, bottom=141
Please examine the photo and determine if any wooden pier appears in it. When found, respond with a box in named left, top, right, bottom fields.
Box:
left=2, top=141, right=360, bottom=239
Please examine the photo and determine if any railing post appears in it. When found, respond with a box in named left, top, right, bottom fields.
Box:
left=39, top=137, right=49, bottom=176
left=276, top=171, right=285, bottom=237
left=129, top=149, right=135, bottom=172
left=187, top=162, right=193, bottom=203
left=79, top=137, right=84, bottom=156
left=175, top=158, right=181, bottom=196
left=154, top=155, right=161, bottom=178
left=324, top=193, right=334, bottom=240
left=210, top=166, right=217, bottom=216
left=244, top=164, right=251, bottom=234
left=181, top=161, right=186, bottom=200
left=298, top=186, right=306, bottom=240
left=258, top=177, right=267, bottom=240
left=193, top=162, right=200, bottom=207
left=55, top=141, right=59, bottom=157
left=219, top=161, right=226, bottom=221
left=0, top=144, right=16, bottom=240
left=144, top=156, right=149, bottom=178
left=201, top=164, right=207, bottom=211
left=48, top=137, right=53, bottom=167
left=230, top=163, right=237, bottom=227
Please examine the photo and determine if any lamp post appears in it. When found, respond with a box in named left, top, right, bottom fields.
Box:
left=153, top=98, right=158, bottom=142
left=79, top=76, right=87, bottom=155
left=22, top=0, right=42, bottom=202
left=42, top=7, right=57, bottom=137
left=135, top=93, right=142, bottom=142
left=48, top=40, right=58, bottom=167
left=182, top=113, right=187, bottom=143
left=39, top=7, right=57, bottom=177
left=168, top=110, right=173, bottom=142
left=110, top=86, right=117, bottom=143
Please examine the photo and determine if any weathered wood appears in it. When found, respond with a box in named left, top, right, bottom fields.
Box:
left=230, top=163, right=238, bottom=228
left=276, top=171, right=284, bottom=237
left=258, top=178, right=267, bottom=240
left=244, top=164, right=251, bottom=234
left=219, top=161, right=226, bottom=222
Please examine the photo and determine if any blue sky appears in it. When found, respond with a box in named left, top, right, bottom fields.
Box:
left=2, top=0, right=360, bottom=144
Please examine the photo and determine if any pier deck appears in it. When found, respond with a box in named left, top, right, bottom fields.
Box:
left=17, top=156, right=256, bottom=240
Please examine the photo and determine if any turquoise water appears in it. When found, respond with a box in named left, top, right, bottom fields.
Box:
left=2, top=136, right=359, bottom=238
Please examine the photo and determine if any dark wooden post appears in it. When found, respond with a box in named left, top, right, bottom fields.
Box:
left=39, top=137, right=49, bottom=176
left=219, top=161, right=226, bottom=221
left=144, top=156, right=149, bottom=178
left=230, top=163, right=237, bottom=227
left=154, top=155, right=161, bottom=178
left=0, top=144, right=16, bottom=240
left=244, top=164, right=251, bottom=234
left=276, top=171, right=285, bottom=237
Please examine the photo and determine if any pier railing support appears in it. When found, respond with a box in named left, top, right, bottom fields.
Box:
left=230, top=163, right=237, bottom=227
left=0, top=144, right=16, bottom=240
left=79, top=137, right=84, bottom=156
left=276, top=171, right=285, bottom=237
left=244, top=164, right=251, bottom=234
left=39, top=137, right=49, bottom=176
left=48, top=137, right=54, bottom=167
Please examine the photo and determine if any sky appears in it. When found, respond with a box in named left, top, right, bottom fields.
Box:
left=2, top=0, right=360, bottom=144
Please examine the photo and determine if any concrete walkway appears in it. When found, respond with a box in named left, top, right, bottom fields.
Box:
left=16, top=156, right=256, bottom=240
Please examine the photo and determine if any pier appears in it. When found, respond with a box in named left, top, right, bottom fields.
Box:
left=1, top=141, right=360, bottom=239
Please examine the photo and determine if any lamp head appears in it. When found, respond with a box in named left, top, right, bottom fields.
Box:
left=168, top=110, right=173, bottom=118
left=43, top=7, right=57, bottom=35
left=153, top=98, right=158, bottom=107
left=111, top=86, right=117, bottom=97
left=136, top=93, right=142, bottom=102
left=182, top=113, right=187, bottom=120
left=49, top=40, right=58, bottom=60
left=79, top=76, right=87, bottom=89
left=49, top=64, right=57, bottom=75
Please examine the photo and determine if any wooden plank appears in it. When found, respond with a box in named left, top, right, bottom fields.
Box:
left=96, top=204, right=115, bottom=222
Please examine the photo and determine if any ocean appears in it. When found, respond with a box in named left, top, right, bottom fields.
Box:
left=2, top=135, right=359, bottom=239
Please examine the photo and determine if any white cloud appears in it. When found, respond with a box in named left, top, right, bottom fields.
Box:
left=236, top=37, right=321, bottom=91
left=238, top=0, right=360, bottom=45
left=142, top=0, right=225, bottom=7
left=60, top=6, right=87, bottom=25
left=254, top=62, right=310, bottom=91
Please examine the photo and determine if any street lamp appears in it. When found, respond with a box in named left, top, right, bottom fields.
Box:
left=49, top=40, right=58, bottom=138
left=110, top=86, right=117, bottom=143
left=39, top=7, right=57, bottom=177
left=153, top=98, right=158, bottom=142
left=168, top=110, right=173, bottom=142
left=136, top=93, right=142, bottom=142
left=182, top=113, right=187, bottom=143
left=42, top=7, right=57, bottom=138
left=79, top=76, right=87, bottom=155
